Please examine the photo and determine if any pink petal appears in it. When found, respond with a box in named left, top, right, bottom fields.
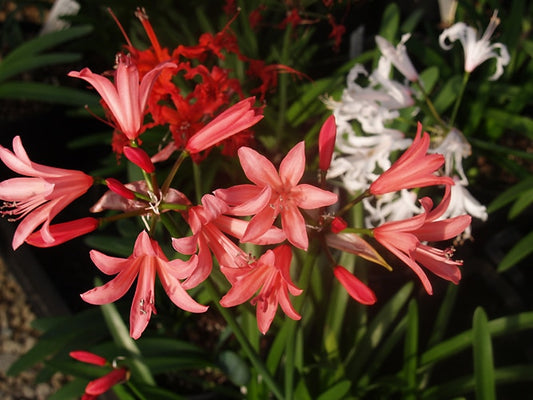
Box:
left=279, top=141, right=305, bottom=187
left=241, top=204, right=279, bottom=243
left=90, top=250, right=130, bottom=275
left=291, top=184, right=338, bottom=209
left=81, top=263, right=138, bottom=305
left=280, top=204, right=308, bottom=250
left=129, top=258, right=156, bottom=339
left=157, top=261, right=208, bottom=313
left=238, top=146, right=282, bottom=188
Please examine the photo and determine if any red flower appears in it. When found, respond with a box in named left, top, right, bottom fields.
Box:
left=369, top=122, right=453, bottom=195
left=81, top=231, right=207, bottom=339
left=68, top=55, right=176, bottom=140
left=220, top=245, right=302, bottom=334
left=70, top=351, right=129, bottom=399
left=373, top=186, right=471, bottom=294
left=333, top=265, right=376, bottom=305
left=0, top=136, right=93, bottom=249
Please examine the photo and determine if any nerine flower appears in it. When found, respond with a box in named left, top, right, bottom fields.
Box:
left=220, top=245, right=302, bottom=334
left=215, top=142, right=338, bottom=250
left=439, top=10, right=510, bottom=80
left=81, top=230, right=207, bottom=339
left=172, top=194, right=285, bottom=289
left=70, top=351, right=129, bottom=400
left=369, top=122, right=454, bottom=196
left=68, top=54, right=176, bottom=140
left=373, top=186, right=471, bottom=294
left=375, top=34, right=419, bottom=82
left=0, top=136, right=93, bottom=249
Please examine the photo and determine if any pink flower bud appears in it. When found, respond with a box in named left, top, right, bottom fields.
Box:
left=123, top=146, right=155, bottom=173
left=330, top=216, right=347, bottom=233
left=105, top=178, right=135, bottom=200
left=185, top=97, right=263, bottom=154
left=318, top=115, right=336, bottom=171
left=333, top=265, right=377, bottom=305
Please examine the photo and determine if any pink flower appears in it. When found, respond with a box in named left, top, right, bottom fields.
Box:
left=333, top=265, right=376, bottom=305
left=220, top=245, right=302, bottom=334
left=215, top=142, right=338, bottom=250
left=373, top=186, right=471, bottom=294
left=185, top=97, right=263, bottom=154
left=70, top=351, right=129, bottom=399
left=81, top=230, right=207, bottom=339
left=0, top=136, right=94, bottom=249
left=172, top=194, right=285, bottom=289
left=25, top=217, right=99, bottom=247
left=318, top=115, right=337, bottom=171
left=369, top=122, right=454, bottom=195
left=68, top=54, right=176, bottom=140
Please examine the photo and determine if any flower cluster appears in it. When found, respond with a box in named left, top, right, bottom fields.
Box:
left=0, top=7, right=486, bottom=347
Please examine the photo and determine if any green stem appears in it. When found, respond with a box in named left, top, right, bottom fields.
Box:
left=334, top=189, right=371, bottom=220
left=449, top=71, right=470, bottom=127
left=284, top=245, right=318, bottom=400
left=203, top=279, right=284, bottom=400
left=414, top=80, right=448, bottom=129
left=275, top=25, right=292, bottom=145
left=161, top=151, right=189, bottom=196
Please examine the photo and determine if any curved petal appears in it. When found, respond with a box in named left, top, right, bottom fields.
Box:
left=157, top=259, right=208, bottom=313
left=238, top=146, right=282, bottom=188
left=334, top=265, right=377, bottom=305
left=280, top=205, right=308, bottom=250
left=279, top=141, right=305, bottom=187
left=81, top=263, right=138, bottom=305
left=129, top=257, right=156, bottom=339
left=241, top=204, right=279, bottom=243
left=291, top=184, right=338, bottom=209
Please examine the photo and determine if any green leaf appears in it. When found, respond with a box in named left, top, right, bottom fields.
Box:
left=472, top=308, right=496, bottom=400
left=217, top=350, right=250, bottom=386
left=421, top=364, right=533, bottom=399
left=419, top=67, right=440, bottom=95
left=1, top=25, right=93, bottom=64
left=420, top=311, right=533, bottom=367
left=0, top=81, right=99, bottom=106
left=0, top=53, right=81, bottom=82
left=316, top=380, right=352, bottom=400
left=84, top=235, right=135, bottom=257
left=133, top=382, right=185, bottom=400
left=484, top=109, right=533, bottom=140
left=144, top=356, right=215, bottom=375
left=498, top=230, right=533, bottom=272
left=403, top=299, right=419, bottom=400
left=48, top=377, right=88, bottom=400
left=7, top=309, right=106, bottom=376
left=508, top=188, right=533, bottom=219
left=378, top=3, right=400, bottom=41
left=433, top=75, right=462, bottom=113
left=345, top=282, right=413, bottom=381
left=487, top=175, right=533, bottom=213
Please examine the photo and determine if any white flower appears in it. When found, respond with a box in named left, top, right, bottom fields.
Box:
left=375, top=34, right=419, bottom=82
left=440, top=177, right=488, bottom=239
left=439, top=10, right=510, bottom=80
left=363, top=189, right=422, bottom=228
left=430, top=128, right=471, bottom=185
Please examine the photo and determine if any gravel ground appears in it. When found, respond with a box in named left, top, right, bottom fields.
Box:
left=0, top=257, right=65, bottom=399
